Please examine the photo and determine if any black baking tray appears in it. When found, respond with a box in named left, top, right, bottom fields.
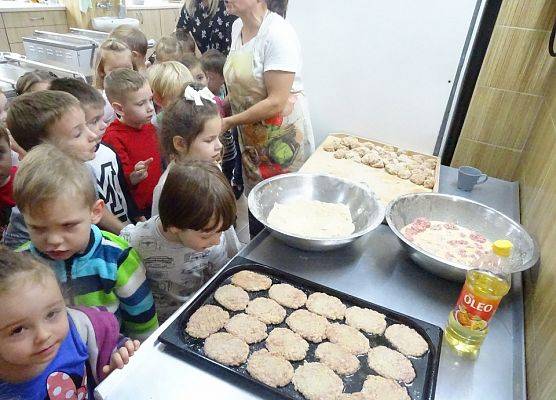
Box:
left=159, top=256, right=443, bottom=399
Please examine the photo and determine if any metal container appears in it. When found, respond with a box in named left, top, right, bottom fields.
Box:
left=385, top=193, right=539, bottom=282
left=248, top=173, right=385, bottom=251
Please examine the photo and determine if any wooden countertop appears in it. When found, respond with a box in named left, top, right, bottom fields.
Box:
left=0, top=1, right=66, bottom=12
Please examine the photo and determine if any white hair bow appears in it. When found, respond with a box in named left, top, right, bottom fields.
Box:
left=183, top=85, right=216, bottom=106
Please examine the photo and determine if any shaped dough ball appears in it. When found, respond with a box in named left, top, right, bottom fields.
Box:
left=424, top=159, right=437, bottom=169
left=354, top=147, right=369, bottom=157
left=345, top=150, right=361, bottom=163
left=323, top=139, right=338, bottom=152
left=411, top=154, right=426, bottom=163
left=361, top=153, right=380, bottom=166
left=341, top=137, right=360, bottom=149
left=424, top=178, right=435, bottom=189
left=363, top=142, right=375, bottom=150
left=397, top=168, right=411, bottom=180
left=371, top=159, right=385, bottom=169
left=409, top=171, right=427, bottom=185
left=385, top=163, right=400, bottom=175
left=334, top=149, right=348, bottom=159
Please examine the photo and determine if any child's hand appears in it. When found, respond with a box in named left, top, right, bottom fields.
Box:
left=130, top=158, right=153, bottom=185
left=102, top=339, right=141, bottom=376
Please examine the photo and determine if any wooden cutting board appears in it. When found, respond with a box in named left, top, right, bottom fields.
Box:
left=300, top=133, right=441, bottom=206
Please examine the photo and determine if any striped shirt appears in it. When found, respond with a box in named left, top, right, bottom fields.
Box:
left=19, top=225, right=158, bottom=340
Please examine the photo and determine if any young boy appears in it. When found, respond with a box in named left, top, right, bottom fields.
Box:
left=103, top=69, right=162, bottom=218
left=120, top=161, right=239, bottom=322
left=14, top=144, right=158, bottom=340
left=49, top=78, right=142, bottom=224
left=180, top=53, right=208, bottom=87
left=0, top=125, right=16, bottom=237
left=200, top=49, right=226, bottom=97
left=109, top=25, right=148, bottom=74
left=3, top=90, right=125, bottom=248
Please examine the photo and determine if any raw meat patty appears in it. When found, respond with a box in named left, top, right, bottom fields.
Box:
left=367, top=346, right=415, bottom=384
left=245, top=297, right=286, bottom=324
left=306, top=292, right=346, bottom=320
left=265, top=327, right=309, bottom=361
left=268, top=283, right=307, bottom=309
left=292, top=362, right=344, bottom=400
left=203, top=332, right=249, bottom=366
left=362, top=375, right=410, bottom=400
left=214, top=284, right=250, bottom=311
left=246, top=349, right=294, bottom=388
left=385, top=324, right=429, bottom=357
left=315, top=342, right=360, bottom=375
left=224, top=313, right=268, bottom=344
left=326, top=323, right=370, bottom=355
left=185, top=305, right=229, bottom=339
left=286, top=309, right=330, bottom=343
left=345, top=306, right=387, bottom=335
left=231, top=270, right=272, bottom=291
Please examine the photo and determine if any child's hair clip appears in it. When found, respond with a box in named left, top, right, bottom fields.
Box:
left=183, top=85, right=216, bottom=106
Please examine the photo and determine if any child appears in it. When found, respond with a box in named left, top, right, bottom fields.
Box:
left=174, top=28, right=196, bottom=54
left=109, top=25, right=148, bottom=74
left=103, top=68, right=162, bottom=218
left=180, top=53, right=208, bottom=87
left=0, top=246, right=140, bottom=398
left=200, top=49, right=226, bottom=97
left=154, top=35, right=185, bottom=63
left=0, top=91, right=24, bottom=164
left=93, top=38, right=135, bottom=124
left=147, top=61, right=193, bottom=128
left=151, top=82, right=222, bottom=215
left=15, top=70, right=56, bottom=95
left=121, top=161, right=239, bottom=321
left=14, top=144, right=158, bottom=340
left=49, top=77, right=142, bottom=225
left=0, top=125, right=16, bottom=237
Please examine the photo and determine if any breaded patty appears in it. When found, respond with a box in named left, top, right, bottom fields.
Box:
left=225, top=313, right=268, bottom=344
left=367, top=346, right=415, bottom=384
left=345, top=306, right=387, bottom=335
left=265, top=327, right=309, bottom=361
left=231, top=270, right=272, bottom=291
left=245, top=297, right=286, bottom=324
left=361, top=375, right=410, bottom=400
left=214, top=284, right=250, bottom=311
left=315, top=342, right=360, bottom=375
left=203, top=332, right=249, bottom=366
left=268, top=283, right=307, bottom=309
left=326, top=323, right=370, bottom=355
left=246, top=349, right=294, bottom=388
left=286, top=309, right=330, bottom=343
left=292, top=362, right=344, bottom=400
left=384, top=324, right=429, bottom=357
left=306, top=292, right=346, bottom=320
left=185, top=305, right=229, bottom=339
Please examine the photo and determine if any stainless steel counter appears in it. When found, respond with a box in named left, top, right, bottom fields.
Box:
left=95, top=166, right=525, bottom=400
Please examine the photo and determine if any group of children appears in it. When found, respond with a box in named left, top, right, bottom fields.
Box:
left=0, top=24, right=242, bottom=398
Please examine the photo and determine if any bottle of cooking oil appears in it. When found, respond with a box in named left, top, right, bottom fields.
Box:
left=444, top=239, right=512, bottom=359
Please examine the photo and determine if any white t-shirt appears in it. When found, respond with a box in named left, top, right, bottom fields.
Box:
left=230, top=11, right=304, bottom=93
left=121, top=216, right=239, bottom=321
left=102, top=90, right=116, bottom=124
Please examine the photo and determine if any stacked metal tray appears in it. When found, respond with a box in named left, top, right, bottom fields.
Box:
left=159, top=257, right=443, bottom=399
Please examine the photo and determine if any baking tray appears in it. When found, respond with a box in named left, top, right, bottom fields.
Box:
left=159, top=257, right=443, bottom=399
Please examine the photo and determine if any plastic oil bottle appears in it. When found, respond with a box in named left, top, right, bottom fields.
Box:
left=444, top=239, right=513, bottom=359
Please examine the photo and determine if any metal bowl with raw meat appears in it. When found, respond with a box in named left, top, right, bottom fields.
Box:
left=385, top=193, right=539, bottom=281
left=248, top=173, right=385, bottom=251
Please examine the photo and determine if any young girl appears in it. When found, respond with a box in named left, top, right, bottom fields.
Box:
left=153, top=36, right=185, bottom=64
left=93, top=38, right=135, bottom=123
left=0, top=246, right=139, bottom=399
left=151, top=82, right=222, bottom=216
left=121, top=161, right=239, bottom=322
left=15, top=70, right=56, bottom=95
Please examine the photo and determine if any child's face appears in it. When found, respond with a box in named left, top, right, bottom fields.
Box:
left=206, top=71, right=224, bottom=95
left=179, top=116, right=223, bottom=162
left=0, top=137, right=13, bottom=184
left=190, top=66, right=208, bottom=88
left=0, top=273, right=68, bottom=378
left=169, top=224, right=223, bottom=252
left=24, top=195, right=104, bottom=261
left=102, top=51, right=134, bottom=81
left=0, top=92, right=7, bottom=123
left=46, top=105, right=99, bottom=162
left=116, top=83, right=155, bottom=129
left=83, top=104, right=108, bottom=139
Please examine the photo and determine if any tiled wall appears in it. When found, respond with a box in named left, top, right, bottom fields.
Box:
left=450, top=0, right=554, bottom=181
left=451, top=1, right=556, bottom=399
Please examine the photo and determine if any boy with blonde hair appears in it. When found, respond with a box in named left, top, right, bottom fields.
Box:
left=103, top=69, right=162, bottom=218
left=154, top=36, right=184, bottom=63
left=15, top=144, right=158, bottom=339
left=109, top=25, right=148, bottom=73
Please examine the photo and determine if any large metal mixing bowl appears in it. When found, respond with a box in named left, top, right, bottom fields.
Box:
left=248, top=173, right=385, bottom=251
left=386, top=193, right=539, bottom=281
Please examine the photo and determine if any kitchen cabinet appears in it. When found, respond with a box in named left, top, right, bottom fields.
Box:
left=127, top=9, right=162, bottom=41
left=0, top=28, right=9, bottom=52
left=159, top=8, right=180, bottom=36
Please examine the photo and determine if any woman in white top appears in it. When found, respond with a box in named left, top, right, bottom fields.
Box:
left=222, top=0, right=314, bottom=236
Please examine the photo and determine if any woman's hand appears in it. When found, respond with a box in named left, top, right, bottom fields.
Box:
left=102, top=340, right=141, bottom=376
left=221, top=116, right=234, bottom=133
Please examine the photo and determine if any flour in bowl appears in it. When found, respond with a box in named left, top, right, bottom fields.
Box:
left=267, top=200, right=355, bottom=239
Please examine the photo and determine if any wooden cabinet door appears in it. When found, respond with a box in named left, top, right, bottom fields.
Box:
left=159, top=8, right=181, bottom=37
left=127, top=10, right=161, bottom=41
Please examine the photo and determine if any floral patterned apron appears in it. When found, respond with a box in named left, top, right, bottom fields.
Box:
left=224, top=13, right=314, bottom=193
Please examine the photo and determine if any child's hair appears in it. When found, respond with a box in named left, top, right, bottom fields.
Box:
left=109, top=24, right=148, bottom=57
left=147, top=61, right=193, bottom=105
left=174, top=28, right=196, bottom=54
left=0, top=124, right=9, bottom=146
left=104, top=68, right=147, bottom=104
left=13, top=143, right=97, bottom=215
left=154, top=36, right=184, bottom=63
left=180, top=53, right=202, bottom=72
left=49, top=77, right=105, bottom=109
left=160, top=82, right=219, bottom=157
left=6, top=90, right=80, bottom=151
left=159, top=160, right=236, bottom=232
left=200, top=49, right=226, bottom=75
left=93, top=38, right=133, bottom=89
left=0, top=245, right=56, bottom=294
left=15, top=70, right=56, bottom=95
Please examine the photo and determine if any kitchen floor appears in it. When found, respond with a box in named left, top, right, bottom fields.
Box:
left=236, top=194, right=249, bottom=247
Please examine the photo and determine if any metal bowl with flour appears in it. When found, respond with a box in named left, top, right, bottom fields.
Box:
left=248, top=173, right=385, bottom=251
left=385, top=193, right=539, bottom=281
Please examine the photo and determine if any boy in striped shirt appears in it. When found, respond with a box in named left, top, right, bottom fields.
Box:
left=15, top=144, right=158, bottom=340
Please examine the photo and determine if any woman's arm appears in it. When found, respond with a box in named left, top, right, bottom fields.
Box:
left=222, top=70, right=294, bottom=132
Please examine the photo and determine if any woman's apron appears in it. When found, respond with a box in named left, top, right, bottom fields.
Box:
left=223, top=13, right=314, bottom=193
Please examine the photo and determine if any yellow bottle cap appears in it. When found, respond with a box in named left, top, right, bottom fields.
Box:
left=493, top=240, right=513, bottom=257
